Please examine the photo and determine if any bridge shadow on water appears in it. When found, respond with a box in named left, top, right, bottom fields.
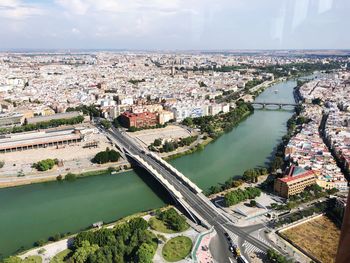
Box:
left=129, top=158, right=199, bottom=221
left=132, top=164, right=173, bottom=205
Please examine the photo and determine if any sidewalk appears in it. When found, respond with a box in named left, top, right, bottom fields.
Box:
left=191, top=227, right=216, bottom=263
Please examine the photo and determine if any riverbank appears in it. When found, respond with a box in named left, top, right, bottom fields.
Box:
left=0, top=135, right=212, bottom=189
left=0, top=105, right=250, bottom=189
left=249, top=77, right=285, bottom=98
left=163, top=137, right=213, bottom=161
left=17, top=206, right=171, bottom=261
left=0, top=160, right=131, bottom=189
left=0, top=78, right=299, bottom=258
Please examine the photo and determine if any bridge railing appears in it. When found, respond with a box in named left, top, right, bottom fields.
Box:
left=127, top=152, right=184, bottom=200
left=147, top=151, right=203, bottom=194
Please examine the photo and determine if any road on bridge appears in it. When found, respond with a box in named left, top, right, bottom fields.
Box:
left=106, top=127, right=285, bottom=262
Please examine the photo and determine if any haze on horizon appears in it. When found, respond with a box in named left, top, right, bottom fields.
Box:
left=0, top=0, right=349, bottom=51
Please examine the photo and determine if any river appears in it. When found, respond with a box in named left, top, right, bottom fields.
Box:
left=0, top=78, right=299, bottom=258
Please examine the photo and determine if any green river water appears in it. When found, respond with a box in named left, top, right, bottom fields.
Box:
left=0, top=79, right=300, bottom=258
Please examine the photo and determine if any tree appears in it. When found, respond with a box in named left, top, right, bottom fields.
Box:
left=258, top=167, right=268, bottom=175
left=266, top=248, right=293, bottom=263
left=93, top=149, right=121, bottom=164
left=153, top=139, right=162, bottom=147
left=108, top=150, right=121, bottom=162
left=50, top=233, right=61, bottom=241
left=311, top=98, right=322, bottom=105
left=242, top=169, right=258, bottom=183
left=3, top=257, right=22, bottom=263
left=56, top=175, right=63, bottom=181
left=34, top=159, right=56, bottom=171
left=182, top=117, right=193, bottom=127
left=135, top=243, right=155, bottom=263
left=65, top=173, right=77, bottom=181
left=208, top=185, right=221, bottom=195
left=34, top=239, right=46, bottom=247
left=250, top=200, right=257, bottom=207
left=271, top=156, right=284, bottom=172
left=72, top=240, right=99, bottom=263
left=224, top=187, right=261, bottom=207
left=1, top=115, right=85, bottom=135
left=112, top=118, right=121, bottom=128
left=198, top=81, right=207, bottom=87
left=157, top=208, right=188, bottom=232
left=129, top=218, right=148, bottom=232
left=100, top=119, right=112, bottom=129
left=163, top=141, right=175, bottom=152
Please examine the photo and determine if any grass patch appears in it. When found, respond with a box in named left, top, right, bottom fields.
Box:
left=162, top=236, right=193, bottom=262
left=50, top=249, right=72, bottom=263
left=23, top=256, right=42, bottom=263
left=281, top=215, right=340, bottom=263
left=149, top=217, right=177, bottom=233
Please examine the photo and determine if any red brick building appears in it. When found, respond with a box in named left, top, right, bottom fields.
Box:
left=274, top=166, right=316, bottom=198
left=119, top=111, right=158, bottom=128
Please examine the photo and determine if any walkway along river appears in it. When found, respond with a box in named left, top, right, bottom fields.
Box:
left=0, top=78, right=300, bottom=258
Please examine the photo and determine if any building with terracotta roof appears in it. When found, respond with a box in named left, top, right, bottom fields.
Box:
left=274, top=166, right=316, bottom=198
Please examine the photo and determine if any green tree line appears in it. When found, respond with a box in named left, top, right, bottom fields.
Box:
left=0, top=116, right=84, bottom=135
left=182, top=102, right=254, bottom=138
left=70, top=217, right=157, bottom=263
left=224, top=187, right=261, bottom=207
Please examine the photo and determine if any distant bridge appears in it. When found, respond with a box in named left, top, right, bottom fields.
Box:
left=251, top=101, right=298, bottom=109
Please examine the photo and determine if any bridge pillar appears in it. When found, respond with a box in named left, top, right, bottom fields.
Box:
left=279, top=104, right=282, bottom=109
left=262, top=104, right=265, bottom=109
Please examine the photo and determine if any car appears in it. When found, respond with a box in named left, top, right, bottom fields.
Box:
left=224, top=232, right=229, bottom=237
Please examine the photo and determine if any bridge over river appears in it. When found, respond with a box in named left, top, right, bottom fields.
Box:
left=107, top=126, right=284, bottom=262
left=251, top=101, right=298, bottom=109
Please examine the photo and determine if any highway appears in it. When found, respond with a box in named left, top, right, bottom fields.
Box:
left=107, top=127, right=279, bottom=262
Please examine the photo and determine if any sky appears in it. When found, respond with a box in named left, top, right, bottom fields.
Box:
left=0, top=0, right=349, bottom=50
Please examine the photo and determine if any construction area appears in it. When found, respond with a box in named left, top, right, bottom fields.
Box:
left=280, top=215, right=340, bottom=263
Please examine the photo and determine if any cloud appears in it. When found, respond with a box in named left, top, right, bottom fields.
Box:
left=0, top=0, right=45, bottom=19
left=0, top=0, right=349, bottom=50
left=71, top=27, right=80, bottom=34
left=55, top=0, right=89, bottom=15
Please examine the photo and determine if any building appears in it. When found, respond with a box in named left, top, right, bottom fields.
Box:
left=119, top=111, right=158, bottom=128
left=274, top=166, right=316, bottom=198
left=0, top=128, right=83, bottom=153
left=131, top=104, right=163, bottom=114
left=158, top=110, right=174, bottom=125
left=335, top=195, right=347, bottom=219
left=0, top=112, right=24, bottom=128
left=209, top=104, right=222, bottom=116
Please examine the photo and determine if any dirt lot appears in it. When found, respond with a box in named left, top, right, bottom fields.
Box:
left=281, top=215, right=340, bottom=263
left=127, top=125, right=195, bottom=146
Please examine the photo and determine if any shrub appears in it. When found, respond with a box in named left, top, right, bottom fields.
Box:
left=93, top=148, right=121, bottom=164
left=65, top=173, right=77, bottom=181
left=56, top=175, right=63, bottom=181
left=49, top=233, right=61, bottom=241
left=157, top=208, right=188, bottom=232
left=34, top=239, right=46, bottom=247
left=34, top=159, right=56, bottom=171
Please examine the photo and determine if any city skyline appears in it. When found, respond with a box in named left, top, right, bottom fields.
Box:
left=1, top=0, right=349, bottom=50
